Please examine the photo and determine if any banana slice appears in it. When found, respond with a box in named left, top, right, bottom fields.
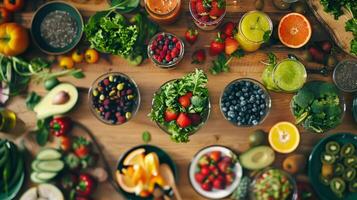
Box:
left=20, top=184, right=64, bottom=200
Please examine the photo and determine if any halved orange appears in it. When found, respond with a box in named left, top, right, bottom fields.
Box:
left=278, top=13, right=312, bottom=48
left=269, top=121, right=300, bottom=153
left=123, top=148, right=145, bottom=167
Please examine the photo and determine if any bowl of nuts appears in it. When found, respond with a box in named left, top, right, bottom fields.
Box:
left=88, top=72, right=141, bottom=125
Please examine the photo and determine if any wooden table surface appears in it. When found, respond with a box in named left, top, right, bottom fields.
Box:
left=2, top=0, right=357, bottom=199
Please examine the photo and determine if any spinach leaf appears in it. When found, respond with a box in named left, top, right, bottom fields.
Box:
left=26, top=92, right=41, bottom=110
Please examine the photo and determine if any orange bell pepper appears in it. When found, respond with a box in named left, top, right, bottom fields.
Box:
left=0, top=23, right=29, bottom=56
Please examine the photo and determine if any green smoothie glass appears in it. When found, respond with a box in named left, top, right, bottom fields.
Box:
left=272, top=59, right=307, bottom=92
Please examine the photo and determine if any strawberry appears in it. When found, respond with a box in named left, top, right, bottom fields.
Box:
left=185, top=29, right=199, bottom=45
left=195, top=173, right=206, bottom=183
left=201, top=181, right=212, bottom=191
left=222, top=21, right=235, bottom=37
left=213, top=177, right=224, bottom=189
left=186, top=92, right=193, bottom=98
left=73, top=137, right=90, bottom=159
left=198, top=155, right=209, bottom=167
left=178, top=94, right=191, bottom=108
left=210, top=165, right=219, bottom=176
left=210, top=33, right=225, bottom=56
left=188, top=113, right=202, bottom=126
left=191, top=49, right=206, bottom=64
left=209, top=0, right=225, bottom=19
left=196, top=0, right=207, bottom=16
left=225, top=172, right=235, bottom=185
left=221, top=156, right=232, bottom=164
left=225, top=37, right=239, bottom=55
left=207, top=174, right=215, bottom=182
left=200, top=165, right=210, bottom=176
left=218, top=161, right=230, bottom=173
left=209, top=151, right=221, bottom=163
left=164, top=108, right=178, bottom=122
left=176, top=113, right=192, bottom=128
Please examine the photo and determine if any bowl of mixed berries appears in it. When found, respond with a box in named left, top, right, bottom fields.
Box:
left=147, top=32, right=184, bottom=69
left=189, top=145, right=243, bottom=199
left=189, top=0, right=226, bottom=30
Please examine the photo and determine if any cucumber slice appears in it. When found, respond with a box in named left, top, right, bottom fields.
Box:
left=36, top=160, right=64, bottom=173
left=36, top=172, right=57, bottom=181
left=31, top=172, right=46, bottom=184
left=37, top=149, right=62, bottom=160
left=31, top=160, right=41, bottom=172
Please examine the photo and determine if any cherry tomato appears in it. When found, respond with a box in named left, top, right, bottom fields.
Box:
left=84, top=49, right=99, bottom=64
left=59, top=56, right=74, bottom=69
left=0, top=7, right=11, bottom=24
left=4, top=0, right=25, bottom=12
left=72, top=49, right=84, bottom=63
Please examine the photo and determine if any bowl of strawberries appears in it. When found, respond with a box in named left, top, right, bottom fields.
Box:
left=189, top=145, right=243, bottom=199
left=189, top=0, right=227, bottom=31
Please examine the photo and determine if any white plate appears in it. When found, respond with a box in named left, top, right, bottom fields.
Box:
left=189, top=146, right=243, bottom=199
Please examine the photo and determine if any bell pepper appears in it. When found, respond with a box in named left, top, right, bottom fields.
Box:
left=76, top=173, right=95, bottom=197
left=0, top=23, right=29, bottom=56
left=49, top=117, right=72, bottom=137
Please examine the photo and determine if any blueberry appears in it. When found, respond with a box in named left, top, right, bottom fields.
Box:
left=253, top=84, right=259, bottom=89
left=241, top=106, right=247, bottom=112
left=169, top=45, right=174, bottom=50
left=239, top=112, right=243, bottom=116
left=229, top=105, right=235, bottom=111
left=225, top=102, right=230, bottom=106
left=228, top=117, right=232, bottom=121
left=242, top=87, right=248, bottom=92
left=261, top=94, right=266, bottom=99
left=252, top=108, right=257, bottom=112
left=244, top=93, right=249, bottom=97
left=258, top=89, right=263, bottom=94
left=240, top=101, right=246, bottom=106
left=252, top=120, right=258, bottom=125
left=255, top=94, right=260, bottom=99
left=232, top=100, right=237, bottom=104
left=168, top=35, right=173, bottom=40
left=245, top=81, right=251, bottom=87
left=260, top=111, right=265, bottom=116
left=247, top=104, right=252, bottom=109
left=234, top=105, right=240, bottom=110
left=229, top=95, right=234, bottom=100
left=235, top=92, right=241, bottom=97
left=222, top=107, right=228, bottom=112
left=158, top=40, right=163, bottom=45
left=240, top=96, right=245, bottom=101
left=237, top=122, right=242, bottom=126
left=228, top=111, right=235, bottom=117
left=260, top=104, right=266, bottom=109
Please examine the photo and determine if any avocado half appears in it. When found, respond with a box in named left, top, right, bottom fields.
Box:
left=34, top=83, right=78, bottom=119
left=239, top=146, right=275, bottom=170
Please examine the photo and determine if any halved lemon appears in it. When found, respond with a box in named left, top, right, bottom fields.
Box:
left=144, top=152, right=160, bottom=176
left=269, top=121, right=300, bottom=153
left=123, top=148, right=145, bottom=167
left=278, top=12, right=312, bottom=48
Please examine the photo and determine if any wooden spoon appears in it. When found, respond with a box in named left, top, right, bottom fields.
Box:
left=159, top=163, right=182, bottom=200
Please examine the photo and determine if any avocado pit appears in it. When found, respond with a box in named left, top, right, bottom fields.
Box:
left=52, top=90, right=70, bottom=105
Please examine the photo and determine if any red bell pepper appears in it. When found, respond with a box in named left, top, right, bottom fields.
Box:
left=73, top=136, right=90, bottom=159
left=76, top=173, right=95, bottom=197
left=49, top=117, right=72, bottom=137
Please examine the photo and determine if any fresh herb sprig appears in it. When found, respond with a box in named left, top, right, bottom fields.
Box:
left=209, top=49, right=244, bottom=75
left=0, top=54, right=84, bottom=96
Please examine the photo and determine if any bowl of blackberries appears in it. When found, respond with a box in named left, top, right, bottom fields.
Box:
left=88, top=72, right=140, bottom=125
left=147, top=32, right=184, bottom=69
left=220, top=78, right=271, bottom=127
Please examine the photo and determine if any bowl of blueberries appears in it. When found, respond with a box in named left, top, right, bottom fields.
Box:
left=88, top=72, right=141, bottom=125
left=220, top=78, right=271, bottom=127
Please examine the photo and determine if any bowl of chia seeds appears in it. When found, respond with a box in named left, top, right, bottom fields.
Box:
left=31, top=1, right=83, bottom=55
left=333, top=59, right=357, bottom=93
left=88, top=72, right=141, bottom=125
left=220, top=78, right=271, bottom=127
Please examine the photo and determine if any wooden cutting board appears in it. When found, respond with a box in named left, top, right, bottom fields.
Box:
left=307, top=0, right=356, bottom=57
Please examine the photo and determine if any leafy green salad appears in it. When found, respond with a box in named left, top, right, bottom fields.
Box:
left=292, top=81, right=343, bottom=133
left=84, top=11, right=158, bottom=65
left=149, top=69, right=209, bottom=143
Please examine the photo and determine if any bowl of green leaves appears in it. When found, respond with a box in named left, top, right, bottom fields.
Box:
left=149, top=69, right=210, bottom=143
left=291, top=81, right=346, bottom=133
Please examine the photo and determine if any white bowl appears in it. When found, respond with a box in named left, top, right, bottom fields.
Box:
left=188, top=146, right=243, bottom=199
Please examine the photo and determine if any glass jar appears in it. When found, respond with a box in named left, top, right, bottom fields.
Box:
left=144, top=0, right=182, bottom=24
left=235, top=10, right=273, bottom=52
